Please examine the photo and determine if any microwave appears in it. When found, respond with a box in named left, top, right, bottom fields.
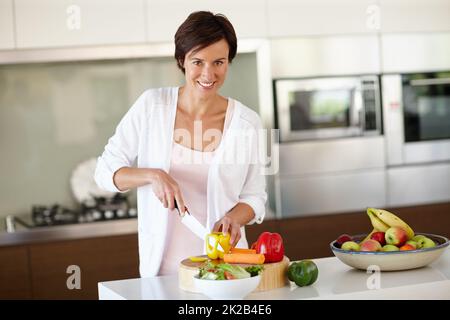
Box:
left=274, top=75, right=382, bottom=142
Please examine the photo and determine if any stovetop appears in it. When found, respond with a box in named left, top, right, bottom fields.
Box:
left=31, top=193, right=137, bottom=227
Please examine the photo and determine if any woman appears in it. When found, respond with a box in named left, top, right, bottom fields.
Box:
left=95, top=11, right=267, bottom=277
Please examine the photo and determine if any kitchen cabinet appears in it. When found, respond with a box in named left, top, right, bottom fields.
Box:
left=0, top=245, right=32, bottom=299
left=14, top=0, right=146, bottom=49
left=381, top=32, right=450, bottom=73
left=270, top=35, right=380, bottom=78
left=387, top=163, right=450, bottom=208
left=275, top=137, right=387, bottom=218
left=267, top=0, right=380, bottom=38
left=0, top=232, right=139, bottom=299
left=29, top=234, right=139, bottom=299
left=380, top=0, right=450, bottom=33
left=146, top=0, right=267, bottom=43
left=278, top=170, right=387, bottom=219
left=0, top=0, right=15, bottom=49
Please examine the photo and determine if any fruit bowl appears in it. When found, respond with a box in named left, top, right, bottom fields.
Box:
left=330, top=233, right=449, bottom=271
left=193, top=274, right=261, bottom=300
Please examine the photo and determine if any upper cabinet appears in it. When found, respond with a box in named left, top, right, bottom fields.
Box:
left=146, top=0, right=267, bottom=43
left=271, top=35, right=381, bottom=78
left=381, top=33, right=450, bottom=73
left=4, top=0, right=450, bottom=51
left=267, top=0, right=380, bottom=38
left=0, top=0, right=15, bottom=49
left=15, top=0, right=146, bottom=49
left=380, top=0, right=450, bottom=33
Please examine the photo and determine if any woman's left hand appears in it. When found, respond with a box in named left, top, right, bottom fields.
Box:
left=213, top=214, right=241, bottom=248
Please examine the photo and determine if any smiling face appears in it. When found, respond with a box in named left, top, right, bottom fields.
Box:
left=183, top=38, right=230, bottom=97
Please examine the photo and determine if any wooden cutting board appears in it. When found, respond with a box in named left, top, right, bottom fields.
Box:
left=178, top=255, right=290, bottom=293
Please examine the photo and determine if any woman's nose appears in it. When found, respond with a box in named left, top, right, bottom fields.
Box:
left=201, top=65, right=214, bottom=79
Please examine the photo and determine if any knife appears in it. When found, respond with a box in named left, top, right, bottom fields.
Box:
left=175, top=202, right=208, bottom=241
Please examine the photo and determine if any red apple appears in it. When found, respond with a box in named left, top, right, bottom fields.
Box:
left=335, top=234, right=353, bottom=248
left=370, top=232, right=386, bottom=246
left=385, top=227, right=408, bottom=247
left=360, top=239, right=382, bottom=252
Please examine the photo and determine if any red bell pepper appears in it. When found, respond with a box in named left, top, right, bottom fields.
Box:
left=252, top=232, right=284, bottom=263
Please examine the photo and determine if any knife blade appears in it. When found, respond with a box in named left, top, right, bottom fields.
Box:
left=175, top=202, right=208, bottom=241
left=180, top=213, right=209, bottom=241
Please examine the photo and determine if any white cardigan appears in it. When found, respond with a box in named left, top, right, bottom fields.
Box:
left=95, top=87, right=267, bottom=277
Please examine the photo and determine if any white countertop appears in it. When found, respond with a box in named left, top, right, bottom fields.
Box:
left=98, top=248, right=450, bottom=300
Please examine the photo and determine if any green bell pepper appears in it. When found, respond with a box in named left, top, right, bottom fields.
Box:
left=287, top=260, right=319, bottom=287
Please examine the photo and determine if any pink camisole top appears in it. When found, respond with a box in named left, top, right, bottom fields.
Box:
left=158, top=100, right=234, bottom=276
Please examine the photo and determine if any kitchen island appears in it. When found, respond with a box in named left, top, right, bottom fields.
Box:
left=98, top=248, right=450, bottom=300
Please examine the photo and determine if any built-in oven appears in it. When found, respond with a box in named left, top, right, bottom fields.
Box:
left=274, top=75, right=382, bottom=142
left=382, top=71, right=450, bottom=165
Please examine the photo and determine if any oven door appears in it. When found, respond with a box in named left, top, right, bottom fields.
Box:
left=403, top=72, right=450, bottom=164
left=275, top=77, right=364, bottom=142
left=403, top=73, right=450, bottom=142
left=382, top=73, right=450, bottom=165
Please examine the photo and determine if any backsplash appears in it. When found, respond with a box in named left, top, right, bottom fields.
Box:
left=0, top=53, right=259, bottom=230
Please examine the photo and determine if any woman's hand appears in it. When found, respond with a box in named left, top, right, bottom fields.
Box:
left=213, top=203, right=256, bottom=248
left=149, top=169, right=185, bottom=214
left=213, top=214, right=241, bottom=248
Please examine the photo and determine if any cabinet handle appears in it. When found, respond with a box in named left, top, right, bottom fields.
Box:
left=410, top=78, right=450, bottom=86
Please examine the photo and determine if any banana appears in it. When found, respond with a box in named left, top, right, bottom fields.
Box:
left=367, top=208, right=390, bottom=232
left=368, top=208, right=415, bottom=240
left=362, top=228, right=378, bottom=243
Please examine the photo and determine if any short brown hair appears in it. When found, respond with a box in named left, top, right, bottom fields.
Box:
left=174, top=11, right=237, bottom=73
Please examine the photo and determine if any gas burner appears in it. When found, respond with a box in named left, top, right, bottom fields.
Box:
left=31, top=194, right=137, bottom=227
left=32, top=204, right=78, bottom=227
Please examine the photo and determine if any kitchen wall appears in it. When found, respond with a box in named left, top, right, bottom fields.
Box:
left=0, top=53, right=259, bottom=229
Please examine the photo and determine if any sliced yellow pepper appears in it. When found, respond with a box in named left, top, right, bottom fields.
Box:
left=189, top=256, right=208, bottom=262
left=206, top=232, right=231, bottom=260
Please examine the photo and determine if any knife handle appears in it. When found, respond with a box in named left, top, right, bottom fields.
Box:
left=174, top=201, right=190, bottom=216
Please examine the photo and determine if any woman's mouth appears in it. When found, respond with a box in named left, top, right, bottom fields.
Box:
left=197, top=81, right=215, bottom=89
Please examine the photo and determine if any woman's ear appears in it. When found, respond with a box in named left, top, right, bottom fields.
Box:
left=178, top=58, right=185, bottom=70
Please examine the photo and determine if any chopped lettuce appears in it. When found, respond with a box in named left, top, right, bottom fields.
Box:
left=219, top=264, right=251, bottom=279
left=199, top=261, right=225, bottom=280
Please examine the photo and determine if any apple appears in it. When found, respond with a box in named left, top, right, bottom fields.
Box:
left=360, top=239, right=382, bottom=252
left=399, top=244, right=415, bottom=251
left=419, top=237, right=436, bottom=249
left=412, top=235, right=426, bottom=243
left=405, top=240, right=418, bottom=249
left=341, top=241, right=360, bottom=251
left=335, top=234, right=353, bottom=248
left=370, top=232, right=386, bottom=246
left=385, top=227, right=408, bottom=247
left=382, top=244, right=400, bottom=252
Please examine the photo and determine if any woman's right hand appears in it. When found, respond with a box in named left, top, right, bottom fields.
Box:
left=148, top=169, right=185, bottom=214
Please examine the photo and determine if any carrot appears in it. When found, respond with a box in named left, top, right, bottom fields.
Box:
left=223, top=253, right=265, bottom=265
left=230, top=248, right=257, bottom=254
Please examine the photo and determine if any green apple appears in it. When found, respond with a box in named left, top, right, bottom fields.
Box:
left=405, top=240, right=418, bottom=249
left=341, top=241, right=360, bottom=251
left=419, top=237, right=436, bottom=249
left=382, top=244, right=400, bottom=252
left=412, top=235, right=426, bottom=242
